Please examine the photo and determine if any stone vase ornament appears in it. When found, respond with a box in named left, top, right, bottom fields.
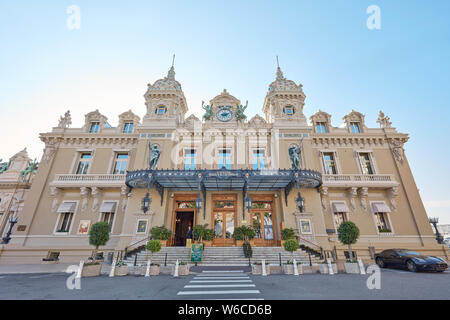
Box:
left=344, top=262, right=360, bottom=274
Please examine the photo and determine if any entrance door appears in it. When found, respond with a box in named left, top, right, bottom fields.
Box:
left=250, top=200, right=276, bottom=246
left=212, top=195, right=236, bottom=246
left=174, top=211, right=194, bottom=246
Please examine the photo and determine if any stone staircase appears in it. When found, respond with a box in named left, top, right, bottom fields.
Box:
left=124, top=246, right=322, bottom=266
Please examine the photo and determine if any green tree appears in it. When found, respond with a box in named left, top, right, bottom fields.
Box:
left=337, top=221, right=360, bottom=261
left=283, top=239, right=299, bottom=261
left=281, top=228, right=295, bottom=240
left=145, top=239, right=162, bottom=261
left=150, top=225, right=171, bottom=240
left=89, top=222, right=110, bottom=262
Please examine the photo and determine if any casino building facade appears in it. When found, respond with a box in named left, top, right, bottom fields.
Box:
left=0, top=64, right=446, bottom=264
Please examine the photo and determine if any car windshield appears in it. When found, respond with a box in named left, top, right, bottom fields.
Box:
left=397, top=250, right=421, bottom=256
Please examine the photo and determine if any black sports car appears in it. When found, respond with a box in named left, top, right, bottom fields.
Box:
left=375, top=249, right=448, bottom=272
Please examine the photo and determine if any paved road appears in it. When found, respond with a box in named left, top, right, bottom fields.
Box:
left=0, top=267, right=448, bottom=300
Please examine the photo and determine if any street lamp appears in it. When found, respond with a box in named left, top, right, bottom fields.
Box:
left=1, top=216, right=19, bottom=244
left=429, top=217, right=444, bottom=244
left=141, top=192, right=151, bottom=213
left=296, top=192, right=304, bottom=213
left=245, top=194, right=252, bottom=212
left=195, top=194, right=202, bottom=210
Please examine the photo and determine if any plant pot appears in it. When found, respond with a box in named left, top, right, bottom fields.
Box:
left=140, top=264, right=160, bottom=276
left=280, top=240, right=286, bottom=247
left=178, top=264, right=190, bottom=276
left=202, top=240, right=212, bottom=247
left=81, top=263, right=102, bottom=277
left=160, top=240, right=167, bottom=247
left=252, top=263, right=271, bottom=275
left=114, top=265, right=128, bottom=276
left=249, top=240, right=255, bottom=246
left=235, top=240, right=244, bottom=246
left=283, top=264, right=303, bottom=275
left=302, top=264, right=320, bottom=274
left=344, top=262, right=360, bottom=274
left=319, top=264, right=329, bottom=274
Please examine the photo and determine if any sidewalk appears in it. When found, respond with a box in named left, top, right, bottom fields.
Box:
left=0, top=263, right=75, bottom=274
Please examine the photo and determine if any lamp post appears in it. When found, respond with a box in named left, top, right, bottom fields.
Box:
left=1, top=216, right=19, bottom=244
left=245, top=194, right=252, bottom=213
left=195, top=194, right=202, bottom=210
left=429, top=217, right=444, bottom=244
left=296, top=192, right=304, bottom=213
left=141, top=192, right=151, bottom=214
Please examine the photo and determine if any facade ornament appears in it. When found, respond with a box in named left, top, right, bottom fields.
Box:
left=43, top=140, right=59, bottom=163
left=120, top=186, right=130, bottom=212
left=359, top=187, right=368, bottom=211
left=235, top=101, right=248, bottom=122
left=20, top=159, right=39, bottom=179
left=49, top=187, right=61, bottom=212
left=319, top=186, right=328, bottom=210
left=348, top=187, right=358, bottom=210
left=148, top=142, right=161, bottom=169
left=376, top=110, right=392, bottom=128
left=80, top=187, right=90, bottom=212
left=388, top=186, right=399, bottom=211
left=288, top=136, right=304, bottom=170
left=389, top=140, right=405, bottom=164
left=201, top=101, right=213, bottom=121
left=58, top=110, right=72, bottom=128
left=91, top=187, right=101, bottom=212
left=0, top=159, right=10, bottom=174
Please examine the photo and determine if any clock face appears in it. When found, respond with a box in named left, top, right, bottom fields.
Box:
left=216, top=106, right=234, bottom=122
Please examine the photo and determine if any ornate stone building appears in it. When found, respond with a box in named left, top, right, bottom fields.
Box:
left=0, top=65, right=446, bottom=264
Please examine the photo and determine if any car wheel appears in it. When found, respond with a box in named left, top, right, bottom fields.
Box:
left=376, top=257, right=385, bottom=268
left=406, top=260, right=417, bottom=272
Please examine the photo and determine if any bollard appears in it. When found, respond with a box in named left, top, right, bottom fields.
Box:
left=76, top=260, right=84, bottom=279
left=145, top=259, right=151, bottom=277
left=279, top=253, right=282, bottom=266
left=308, top=252, right=312, bottom=266
left=293, top=258, right=299, bottom=276
left=109, top=259, right=116, bottom=277
left=174, top=259, right=179, bottom=277
left=358, top=258, right=366, bottom=275
left=261, top=259, right=267, bottom=276
left=164, top=253, right=168, bottom=266
left=248, top=257, right=251, bottom=267
left=134, top=255, right=137, bottom=267
left=327, top=258, right=334, bottom=275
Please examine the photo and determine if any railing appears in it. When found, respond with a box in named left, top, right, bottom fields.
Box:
left=124, top=236, right=151, bottom=258
left=51, top=174, right=126, bottom=186
left=323, top=174, right=396, bottom=185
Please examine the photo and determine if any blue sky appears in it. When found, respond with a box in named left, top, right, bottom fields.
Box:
left=1, top=1, right=449, bottom=223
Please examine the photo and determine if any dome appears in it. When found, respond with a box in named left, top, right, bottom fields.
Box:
left=147, top=66, right=183, bottom=92
left=268, top=67, right=303, bottom=92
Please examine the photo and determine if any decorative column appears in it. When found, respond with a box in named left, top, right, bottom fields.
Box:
left=49, top=187, right=61, bottom=212
left=348, top=187, right=358, bottom=211
left=91, top=187, right=101, bottom=212
left=359, top=187, right=368, bottom=211
left=388, top=186, right=399, bottom=211
left=80, top=187, right=90, bottom=212
left=319, top=186, right=328, bottom=210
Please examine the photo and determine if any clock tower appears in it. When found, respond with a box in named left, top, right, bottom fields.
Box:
left=204, top=89, right=245, bottom=127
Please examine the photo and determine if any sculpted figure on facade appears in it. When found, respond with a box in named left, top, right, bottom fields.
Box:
left=235, top=100, right=248, bottom=122
left=201, top=101, right=213, bottom=121
left=0, top=159, right=10, bottom=174
left=21, top=159, right=39, bottom=179
left=376, top=110, right=392, bottom=129
left=148, top=142, right=161, bottom=170
left=390, top=140, right=405, bottom=164
left=58, top=110, right=72, bottom=128
left=288, top=136, right=304, bottom=170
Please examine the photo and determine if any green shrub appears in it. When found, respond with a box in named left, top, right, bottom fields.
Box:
left=281, top=228, right=295, bottom=240
left=233, top=226, right=245, bottom=240
left=233, top=225, right=256, bottom=241
left=283, top=239, right=299, bottom=253
left=150, top=226, right=171, bottom=240
left=115, top=260, right=127, bottom=267
left=203, top=228, right=215, bottom=241
left=337, top=221, right=360, bottom=261
left=243, top=241, right=252, bottom=258
left=89, top=222, right=110, bottom=262
left=192, top=224, right=208, bottom=242
left=146, top=239, right=162, bottom=253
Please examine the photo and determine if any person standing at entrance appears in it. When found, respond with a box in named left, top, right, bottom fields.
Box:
left=186, top=225, right=193, bottom=248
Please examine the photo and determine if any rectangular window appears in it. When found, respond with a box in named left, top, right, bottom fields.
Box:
left=123, top=122, right=133, bottom=133
left=252, top=149, right=266, bottom=169
left=76, top=153, right=91, bottom=174
left=359, top=152, right=374, bottom=175
left=374, top=212, right=392, bottom=233
left=299, top=219, right=312, bottom=234
left=285, top=107, right=294, bottom=115
left=113, top=153, right=128, bottom=174
left=316, top=122, right=327, bottom=133
left=184, top=149, right=197, bottom=170
left=217, top=149, right=232, bottom=169
left=56, top=212, right=74, bottom=233
left=136, top=220, right=148, bottom=233
left=350, top=122, right=360, bottom=133
left=333, top=212, right=347, bottom=229
left=89, top=122, right=100, bottom=133
left=322, top=152, right=337, bottom=174
left=101, top=212, right=115, bottom=230
left=156, top=106, right=167, bottom=115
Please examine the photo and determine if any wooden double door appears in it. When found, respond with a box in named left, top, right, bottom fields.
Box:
left=250, top=197, right=276, bottom=246
left=212, top=194, right=237, bottom=246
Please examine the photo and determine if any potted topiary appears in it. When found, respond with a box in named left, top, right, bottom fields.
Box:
left=178, top=261, right=190, bottom=275
left=338, top=221, right=360, bottom=274
left=283, top=239, right=301, bottom=274
left=202, top=228, right=215, bottom=246
left=82, top=221, right=110, bottom=277
left=233, top=226, right=246, bottom=246
left=142, top=239, right=162, bottom=275
left=150, top=226, right=171, bottom=246
left=281, top=228, right=295, bottom=247
left=283, top=259, right=303, bottom=275
left=192, top=224, right=208, bottom=244
left=114, top=260, right=128, bottom=276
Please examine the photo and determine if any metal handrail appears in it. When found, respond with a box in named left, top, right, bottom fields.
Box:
left=124, top=236, right=151, bottom=257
